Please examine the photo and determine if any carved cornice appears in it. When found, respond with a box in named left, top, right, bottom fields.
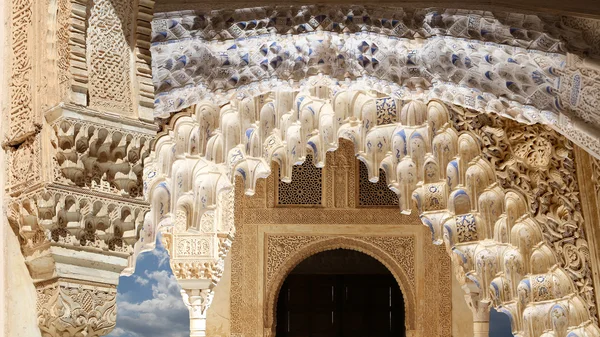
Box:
left=152, top=6, right=586, bottom=49
left=8, top=185, right=147, bottom=257
left=152, top=1, right=600, bottom=17
left=150, top=6, right=600, bottom=161
left=47, top=107, right=154, bottom=198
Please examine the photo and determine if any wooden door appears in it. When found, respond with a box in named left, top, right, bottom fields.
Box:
left=276, top=274, right=405, bottom=337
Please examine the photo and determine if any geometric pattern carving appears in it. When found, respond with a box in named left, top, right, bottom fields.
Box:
left=151, top=7, right=600, bottom=163
left=358, top=161, right=398, bottom=207
left=87, top=0, right=133, bottom=113
left=277, top=154, right=322, bottom=206
left=152, top=7, right=585, bottom=52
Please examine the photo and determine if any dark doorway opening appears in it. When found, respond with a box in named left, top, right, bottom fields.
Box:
left=276, top=249, right=406, bottom=337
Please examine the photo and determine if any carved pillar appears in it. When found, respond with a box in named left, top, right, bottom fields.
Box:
left=181, top=284, right=213, bottom=337
left=575, top=146, right=600, bottom=320
left=153, top=183, right=236, bottom=337
left=6, top=105, right=155, bottom=336
left=464, top=295, right=490, bottom=337
left=4, top=0, right=159, bottom=331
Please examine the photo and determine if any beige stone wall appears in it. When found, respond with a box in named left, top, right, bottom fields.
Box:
left=5, top=227, right=42, bottom=337
left=452, top=264, right=474, bottom=337
left=206, top=253, right=232, bottom=337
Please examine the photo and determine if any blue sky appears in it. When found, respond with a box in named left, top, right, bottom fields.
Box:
left=108, top=238, right=513, bottom=337
left=105, top=240, right=189, bottom=337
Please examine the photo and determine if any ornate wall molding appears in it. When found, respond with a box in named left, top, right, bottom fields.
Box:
left=134, top=0, right=157, bottom=121
left=263, top=235, right=421, bottom=334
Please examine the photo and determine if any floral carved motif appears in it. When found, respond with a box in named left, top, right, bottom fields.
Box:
left=36, top=280, right=117, bottom=337
left=451, top=105, right=599, bottom=323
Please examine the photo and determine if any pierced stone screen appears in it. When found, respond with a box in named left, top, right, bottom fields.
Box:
left=278, top=155, right=322, bottom=205
left=358, top=161, right=399, bottom=207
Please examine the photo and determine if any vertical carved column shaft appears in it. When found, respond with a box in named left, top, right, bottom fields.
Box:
left=181, top=287, right=213, bottom=337
left=465, top=296, right=490, bottom=337
left=473, top=321, right=490, bottom=337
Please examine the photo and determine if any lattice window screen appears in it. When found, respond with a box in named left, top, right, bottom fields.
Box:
left=277, top=155, right=322, bottom=205
left=358, top=161, right=399, bottom=206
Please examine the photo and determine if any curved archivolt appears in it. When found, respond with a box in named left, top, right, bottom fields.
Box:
left=142, top=79, right=599, bottom=337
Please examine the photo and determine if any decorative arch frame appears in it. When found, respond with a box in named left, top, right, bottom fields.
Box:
left=141, top=83, right=600, bottom=336
left=264, top=236, right=418, bottom=336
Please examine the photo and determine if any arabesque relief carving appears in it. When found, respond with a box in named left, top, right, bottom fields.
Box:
left=449, top=102, right=598, bottom=323
left=36, top=280, right=117, bottom=337
left=87, top=0, right=134, bottom=113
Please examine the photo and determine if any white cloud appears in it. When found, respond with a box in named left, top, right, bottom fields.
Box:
left=107, top=266, right=189, bottom=337
left=133, top=276, right=149, bottom=286
left=107, top=327, right=127, bottom=336
left=149, top=248, right=170, bottom=268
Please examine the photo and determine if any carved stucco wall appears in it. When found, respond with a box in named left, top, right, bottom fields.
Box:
left=206, top=142, right=452, bottom=337
left=3, top=0, right=157, bottom=335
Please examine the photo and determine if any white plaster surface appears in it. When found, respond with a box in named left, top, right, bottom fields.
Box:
left=5, top=227, right=42, bottom=337
left=452, top=263, right=474, bottom=337
left=205, top=253, right=232, bottom=337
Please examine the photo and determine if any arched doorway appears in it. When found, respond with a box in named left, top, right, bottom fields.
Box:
left=275, top=249, right=405, bottom=337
